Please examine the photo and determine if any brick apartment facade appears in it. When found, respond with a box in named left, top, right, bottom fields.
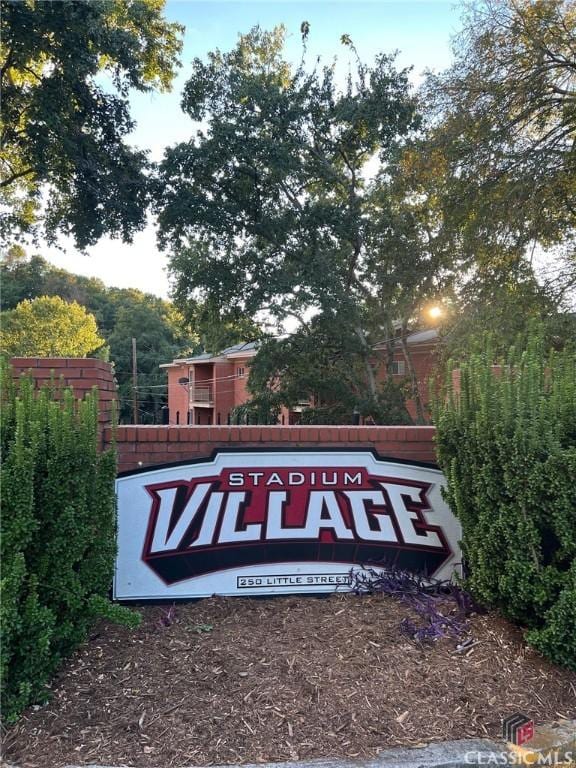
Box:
left=372, top=328, right=439, bottom=422
left=161, top=342, right=260, bottom=427
left=162, top=331, right=439, bottom=426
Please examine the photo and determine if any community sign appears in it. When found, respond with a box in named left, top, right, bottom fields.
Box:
left=114, top=450, right=462, bottom=600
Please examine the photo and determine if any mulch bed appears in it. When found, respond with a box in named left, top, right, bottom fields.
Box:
left=3, top=594, right=576, bottom=768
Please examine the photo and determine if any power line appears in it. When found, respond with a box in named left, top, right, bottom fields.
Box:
left=119, top=371, right=247, bottom=386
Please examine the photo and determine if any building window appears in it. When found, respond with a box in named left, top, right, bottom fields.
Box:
left=391, top=360, right=406, bottom=376
left=237, top=366, right=245, bottom=378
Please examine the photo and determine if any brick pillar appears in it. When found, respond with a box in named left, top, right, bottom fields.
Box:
left=10, top=358, right=118, bottom=435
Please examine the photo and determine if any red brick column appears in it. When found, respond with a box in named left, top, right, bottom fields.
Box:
left=10, top=357, right=118, bottom=430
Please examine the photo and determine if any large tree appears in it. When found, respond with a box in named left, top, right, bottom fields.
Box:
left=381, top=134, right=575, bottom=362
left=1, top=295, right=105, bottom=357
left=155, top=26, right=428, bottom=420
left=423, top=0, right=576, bottom=301
left=241, top=314, right=413, bottom=425
left=1, top=0, right=183, bottom=248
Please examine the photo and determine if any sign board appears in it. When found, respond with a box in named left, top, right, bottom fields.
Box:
left=114, top=450, right=462, bottom=600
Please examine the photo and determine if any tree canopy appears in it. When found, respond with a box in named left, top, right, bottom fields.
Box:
left=3, top=6, right=574, bottom=424
left=423, top=0, right=576, bottom=302
left=1, top=0, right=183, bottom=248
left=0, top=254, right=199, bottom=422
left=0, top=295, right=105, bottom=357
left=155, top=25, right=440, bottom=421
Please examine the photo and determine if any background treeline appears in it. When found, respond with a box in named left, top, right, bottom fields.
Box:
left=1, top=251, right=199, bottom=423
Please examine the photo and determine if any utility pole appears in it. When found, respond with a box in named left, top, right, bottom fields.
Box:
left=131, top=337, right=139, bottom=425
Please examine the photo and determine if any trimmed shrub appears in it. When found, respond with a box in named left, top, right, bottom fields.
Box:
left=434, top=337, right=576, bottom=670
left=0, top=363, right=138, bottom=722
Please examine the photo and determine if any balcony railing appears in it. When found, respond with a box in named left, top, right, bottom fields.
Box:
left=291, top=396, right=313, bottom=413
left=190, top=383, right=214, bottom=405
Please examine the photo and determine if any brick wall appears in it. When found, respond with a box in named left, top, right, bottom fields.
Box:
left=10, top=357, right=118, bottom=429
left=10, top=358, right=438, bottom=472
left=166, top=365, right=190, bottom=424
left=107, top=425, right=437, bottom=474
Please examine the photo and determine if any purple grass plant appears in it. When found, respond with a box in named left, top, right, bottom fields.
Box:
left=156, top=604, right=177, bottom=629
left=349, top=565, right=480, bottom=644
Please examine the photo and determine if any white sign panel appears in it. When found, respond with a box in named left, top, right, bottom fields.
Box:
left=114, top=450, right=462, bottom=600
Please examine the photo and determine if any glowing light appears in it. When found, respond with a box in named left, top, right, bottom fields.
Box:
left=428, top=306, right=443, bottom=320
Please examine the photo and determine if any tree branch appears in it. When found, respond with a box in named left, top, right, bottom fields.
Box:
left=0, top=167, right=35, bottom=188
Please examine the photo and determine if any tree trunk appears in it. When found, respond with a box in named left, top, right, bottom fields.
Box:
left=400, top=321, right=426, bottom=425
left=354, top=325, right=377, bottom=399
left=385, top=323, right=396, bottom=376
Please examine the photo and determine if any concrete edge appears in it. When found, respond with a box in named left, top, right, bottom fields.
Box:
left=53, top=738, right=507, bottom=768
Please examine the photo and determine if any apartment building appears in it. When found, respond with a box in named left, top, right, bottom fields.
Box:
left=372, top=328, right=439, bottom=422
left=160, top=342, right=257, bottom=426
left=161, top=330, right=439, bottom=426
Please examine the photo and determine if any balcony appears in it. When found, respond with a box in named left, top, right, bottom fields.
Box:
left=291, top=396, right=313, bottom=413
left=190, top=383, right=214, bottom=406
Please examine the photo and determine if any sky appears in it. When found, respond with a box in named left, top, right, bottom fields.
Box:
left=42, top=0, right=462, bottom=299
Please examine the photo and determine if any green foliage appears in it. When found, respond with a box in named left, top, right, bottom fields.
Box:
left=1, top=0, right=183, bottom=247
left=0, top=363, right=139, bottom=722
left=424, top=0, right=576, bottom=302
left=526, top=560, right=576, bottom=670
left=244, top=320, right=413, bottom=425
left=105, top=296, right=198, bottom=423
left=0, top=255, right=199, bottom=422
left=1, top=295, right=105, bottom=357
left=434, top=336, right=576, bottom=669
left=185, top=302, right=265, bottom=357
left=155, top=25, right=429, bottom=410
left=442, top=264, right=572, bottom=359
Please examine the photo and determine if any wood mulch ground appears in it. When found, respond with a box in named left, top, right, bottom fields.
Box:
left=3, top=594, right=576, bottom=768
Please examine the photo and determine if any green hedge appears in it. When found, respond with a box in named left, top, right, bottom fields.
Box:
left=0, top=363, right=138, bottom=722
left=434, top=338, right=576, bottom=670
